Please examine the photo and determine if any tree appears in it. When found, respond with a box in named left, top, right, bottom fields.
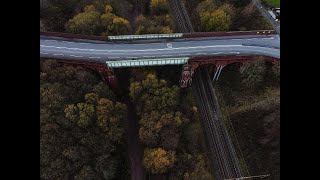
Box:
left=66, top=5, right=101, bottom=35
left=130, top=74, right=180, bottom=114
left=240, top=59, right=267, bottom=89
left=150, top=0, right=170, bottom=15
left=104, top=4, right=113, bottom=13
left=200, top=9, right=231, bottom=31
left=134, top=14, right=174, bottom=35
left=139, top=111, right=163, bottom=146
left=100, top=12, right=116, bottom=36
left=40, top=1, right=72, bottom=31
left=40, top=20, right=47, bottom=31
left=234, top=3, right=273, bottom=30
left=95, top=155, right=119, bottom=179
left=272, top=62, right=280, bottom=83
left=40, top=60, right=128, bottom=179
left=74, top=165, right=100, bottom=180
left=160, top=127, right=180, bottom=150
left=65, top=93, right=127, bottom=143
left=110, top=17, right=132, bottom=35
left=143, top=148, right=176, bottom=174
left=196, top=0, right=217, bottom=14
left=64, top=102, right=95, bottom=128
left=96, top=98, right=127, bottom=143
left=184, top=122, right=202, bottom=153
left=220, top=3, right=236, bottom=20
left=40, top=83, right=66, bottom=114
left=139, top=111, right=188, bottom=146
left=66, top=4, right=131, bottom=36
left=231, top=0, right=252, bottom=7
left=183, top=155, right=213, bottom=180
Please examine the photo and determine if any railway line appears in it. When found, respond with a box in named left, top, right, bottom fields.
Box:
left=167, top=0, right=245, bottom=179
left=192, top=67, right=242, bottom=180
left=169, top=0, right=194, bottom=33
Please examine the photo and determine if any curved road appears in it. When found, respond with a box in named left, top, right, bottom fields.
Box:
left=40, top=34, right=280, bottom=62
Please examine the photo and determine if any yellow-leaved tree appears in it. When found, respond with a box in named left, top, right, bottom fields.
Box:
left=143, top=148, right=176, bottom=174
left=200, top=9, right=231, bottom=31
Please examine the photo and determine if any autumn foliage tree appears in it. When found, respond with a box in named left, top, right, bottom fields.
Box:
left=240, top=59, right=267, bottom=89
left=130, top=74, right=180, bottom=114
left=143, top=148, right=176, bottom=174
left=66, top=4, right=131, bottom=36
left=65, top=93, right=127, bottom=143
left=138, top=111, right=187, bottom=147
left=66, top=5, right=101, bottom=35
left=150, top=0, right=170, bottom=15
left=183, top=155, right=213, bottom=180
left=40, top=60, right=128, bottom=179
left=134, top=14, right=174, bottom=34
left=200, top=9, right=231, bottom=31
left=129, top=74, right=190, bottom=174
left=196, top=0, right=217, bottom=14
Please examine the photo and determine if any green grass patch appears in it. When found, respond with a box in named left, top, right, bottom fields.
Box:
left=267, top=0, right=280, bottom=7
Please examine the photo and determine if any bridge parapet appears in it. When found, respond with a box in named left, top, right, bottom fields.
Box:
left=40, top=31, right=108, bottom=41
left=183, top=30, right=275, bottom=38
left=105, top=57, right=189, bottom=68
left=108, top=33, right=183, bottom=40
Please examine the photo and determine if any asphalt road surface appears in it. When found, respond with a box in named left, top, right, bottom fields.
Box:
left=40, top=34, right=280, bottom=62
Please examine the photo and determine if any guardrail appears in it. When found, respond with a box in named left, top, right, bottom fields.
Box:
left=105, top=57, right=189, bottom=68
left=108, top=33, right=183, bottom=40
left=40, top=31, right=109, bottom=41
left=183, top=30, right=275, bottom=38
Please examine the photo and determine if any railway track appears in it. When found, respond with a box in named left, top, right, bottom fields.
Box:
left=192, top=67, right=242, bottom=180
left=169, top=0, right=194, bottom=33
left=168, top=1, right=243, bottom=179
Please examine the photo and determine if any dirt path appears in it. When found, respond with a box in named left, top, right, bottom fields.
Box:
left=126, top=103, right=144, bottom=180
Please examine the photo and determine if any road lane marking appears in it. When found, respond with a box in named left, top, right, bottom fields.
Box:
left=53, top=54, right=63, bottom=56
left=62, top=41, right=75, bottom=44
left=109, top=57, right=120, bottom=59
left=127, top=57, right=138, bottom=59
left=70, top=55, right=83, bottom=58
left=89, top=56, right=101, bottom=59
left=44, top=40, right=57, bottom=42
left=40, top=52, right=48, bottom=55
left=143, top=56, right=155, bottom=58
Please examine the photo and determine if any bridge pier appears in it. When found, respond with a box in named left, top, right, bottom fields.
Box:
left=95, top=66, right=119, bottom=92
left=180, top=64, right=194, bottom=88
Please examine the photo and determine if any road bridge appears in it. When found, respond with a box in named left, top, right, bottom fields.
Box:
left=40, top=31, right=280, bottom=88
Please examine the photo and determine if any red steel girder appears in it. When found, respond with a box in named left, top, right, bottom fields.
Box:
left=189, top=55, right=279, bottom=72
